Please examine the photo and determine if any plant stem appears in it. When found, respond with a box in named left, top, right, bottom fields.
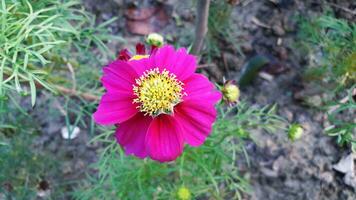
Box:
left=54, top=85, right=100, bottom=101
left=191, top=0, right=210, bottom=55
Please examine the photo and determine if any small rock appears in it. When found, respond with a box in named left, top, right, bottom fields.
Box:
left=312, top=155, right=325, bottom=170
left=276, top=47, right=288, bottom=60
left=265, top=138, right=278, bottom=153
left=319, top=172, right=334, bottom=184
left=61, top=126, right=80, bottom=140
left=241, top=42, right=253, bottom=53
left=333, top=154, right=354, bottom=174
left=260, top=167, right=278, bottom=178
left=62, top=162, right=73, bottom=174
left=223, top=52, right=241, bottom=71
left=272, top=24, right=285, bottom=36
left=258, top=72, right=274, bottom=82
left=273, top=156, right=288, bottom=172
left=307, top=95, right=322, bottom=107
left=284, top=179, right=301, bottom=191
left=281, top=108, right=293, bottom=121
left=313, top=112, right=324, bottom=122
left=113, top=0, right=123, bottom=6
left=344, top=172, right=356, bottom=189
left=277, top=38, right=283, bottom=46
left=300, top=121, right=312, bottom=135
left=318, top=138, right=335, bottom=156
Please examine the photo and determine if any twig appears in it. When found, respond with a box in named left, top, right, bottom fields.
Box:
left=328, top=88, right=356, bottom=113
left=258, top=72, right=274, bottom=82
left=311, top=1, right=356, bottom=16
left=54, top=85, right=100, bottom=101
left=197, top=63, right=217, bottom=68
left=251, top=16, right=271, bottom=29
left=66, top=62, right=76, bottom=91
left=191, top=0, right=211, bottom=55
left=43, top=92, right=67, bottom=116
left=328, top=2, right=356, bottom=15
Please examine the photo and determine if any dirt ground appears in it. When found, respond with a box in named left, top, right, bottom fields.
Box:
left=30, top=0, right=355, bottom=199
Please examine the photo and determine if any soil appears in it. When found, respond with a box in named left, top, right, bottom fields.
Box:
left=23, top=0, right=356, bottom=199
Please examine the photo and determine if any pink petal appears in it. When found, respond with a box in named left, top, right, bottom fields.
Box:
left=153, top=45, right=175, bottom=71
left=115, top=113, right=152, bottom=159
left=145, top=115, right=184, bottom=162
left=101, top=60, right=138, bottom=92
left=183, top=73, right=222, bottom=102
left=174, top=100, right=218, bottom=147
left=170, top=47, right=197, bottom=81
left=93, top=91, right=138, bottom=125
left=174, top=74, right=222, bottom=146
left=128, top=57, right=155, bottom=76
left=130, top=45, right=196, bottom=80
left=153, top=45, right=197, bottom=81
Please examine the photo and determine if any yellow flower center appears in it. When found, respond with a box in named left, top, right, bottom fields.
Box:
left=130, top=54, right=149, bottom=61
left=133, top=68, right=185, bottom=116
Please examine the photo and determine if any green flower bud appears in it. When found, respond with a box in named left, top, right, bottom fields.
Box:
left=146, top=33, right=164, bottom=47
left=288, top=124, right=303, bottom=141
left=236, top=127, right=249, bottom=138
left=222, top=80, right=240, bottom=105
left=177, top=186, right=191, bottom=200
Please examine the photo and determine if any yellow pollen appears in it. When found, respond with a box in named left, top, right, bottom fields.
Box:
left=133, top=68, right=185, bottom=116
left=130, top=54, right=149, bottom=61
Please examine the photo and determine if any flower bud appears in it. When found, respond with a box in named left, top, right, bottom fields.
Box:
left=236, top=127, right=249, bottom=138
left=177, top=186, right=191, bottom=200
left=146, top=33, right=164, bottom=47
left=288, top=124, right=303, bottom=141
left=222, top=80, right=240, bottom=105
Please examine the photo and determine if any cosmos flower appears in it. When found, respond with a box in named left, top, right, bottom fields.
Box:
left=94, top=45, right=221, bottom=162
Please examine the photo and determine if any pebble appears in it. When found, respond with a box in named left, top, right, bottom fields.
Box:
left=260, top=167, right=279, bottom=178
left=344, top=172, right=356, bottom=189
left=273, top=156, right=288, bottom=172
left=241, top=42, right=254, bottom=53
left=277, top=47, right=288, bottom=60
left=281, top=108, right=293, bottom=121
left=272, top=24, right=286, bottom=36
left=333, top=154, right=354, bottom=174
left=319, top=172, right=334, bottom=184
left=61, top=126, right=80, bottom=140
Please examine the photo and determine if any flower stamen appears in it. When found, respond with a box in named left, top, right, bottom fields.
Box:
left=133, top=68, right=185, bottom=116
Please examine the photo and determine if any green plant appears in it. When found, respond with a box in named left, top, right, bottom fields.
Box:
left=0, top=1, right=121, bottom=198
left=0, top=0, right=120, bottom=107
left=325, top=85, right=356, bottom=151
left=298, top=14, right=356, bottom=151
left=74, top=102, right=288, bottom=200
left=0, top=127, right=60, bottom=199
left=204, top=0, right=242, bottom=61
left=299, top=14, right=356, bottom=93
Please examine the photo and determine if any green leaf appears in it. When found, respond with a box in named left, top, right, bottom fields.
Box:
left=238, top=55, right=270, bottom=87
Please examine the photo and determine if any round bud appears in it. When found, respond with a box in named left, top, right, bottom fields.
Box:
left=146, top=33, right=164, bottom=47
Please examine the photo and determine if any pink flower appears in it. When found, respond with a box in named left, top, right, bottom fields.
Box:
left=93, top=45, right=222, bottom=162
